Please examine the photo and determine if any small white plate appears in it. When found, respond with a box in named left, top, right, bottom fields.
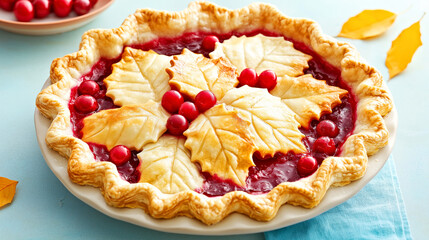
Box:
left=0, top=0, right=114, bottom=35
left=35, top=79, right=397, bottom=235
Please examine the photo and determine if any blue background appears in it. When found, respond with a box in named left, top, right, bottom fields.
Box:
left=0, top=0, right=427, bottom=239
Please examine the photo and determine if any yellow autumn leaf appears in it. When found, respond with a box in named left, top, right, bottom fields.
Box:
left=338, top=9, right=397, bottom=39
left=386, top=18, right=423, bottom=79
left=0, top=177, right=18, bottom=208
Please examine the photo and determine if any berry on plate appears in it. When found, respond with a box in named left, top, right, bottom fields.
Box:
left=13, top=0, right=34, bottom=22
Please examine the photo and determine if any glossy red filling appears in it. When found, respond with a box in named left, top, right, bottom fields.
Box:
left=69, top=30, right=356, bottom=196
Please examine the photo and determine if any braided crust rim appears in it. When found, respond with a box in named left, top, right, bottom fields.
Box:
left=36, top=1, right=393, bottom=225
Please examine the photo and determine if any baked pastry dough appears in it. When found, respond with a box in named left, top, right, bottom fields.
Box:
left=81, top=101, right=169, bottom=151
left=167, top=49, right=239, bottom=100
left=36, top=2, right=393, bottom=225
left=138, top=135, right=204, bottom=194
left=270, top=74, right=348, bottom=128
left=105, top=48, right=171, bottom=106
left=210, top=34, right=312, bottom=76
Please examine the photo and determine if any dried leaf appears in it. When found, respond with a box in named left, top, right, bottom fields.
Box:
left=338, top=9, right=397, bottom=39
left=167, top=49, right=239, bottom=100
left=82, top=101, right=169, bottom=151
left=386, top=18, right=423, bottom=79
left=0, top=177, right=18, bottom=208
left=220, top=86, right=306, bottom=157
left=184, top=104, right=255, bottom=186
left=137, top=135, right=203, bottom=194
left=210, top=34, right=311, bottom=77
left=104, top=48, right=171, bottom=106
left=270, top=75, right=348, bottom=128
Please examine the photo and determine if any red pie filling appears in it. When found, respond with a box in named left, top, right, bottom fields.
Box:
left=69, top=30, right=356, bottom=196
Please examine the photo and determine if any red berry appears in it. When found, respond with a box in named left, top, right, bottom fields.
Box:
left=313, top=136, right=336, bottom=155
left=74, top=95, right=98, bottom=113
left=89, top=0, right=97, bottom=7
left=297, top=155, right=318, bottom=177
left=194, top=90, right=216, bottom=112
left=258, top=70, right=277, bottom=90
left=166, top=114, right=189, bottom=136
left=161, top=90, right=184, bottom=114
left=316, top=120, right=339, bottom=138
left=13, top=0, right=34, bottom=22
left=33, top=0, right=51, bottom=18
left=202, top=35, right=219, bottom=51
left=109, top=145, right=131, bottom=166
left=78, top=80, right=100, bottom=96
left=73, top=0, right=91, bottom=16
left=238, top=68, right=258, bottom=87
left=53, top=0, right=72, bottom=18
left=179, top=101, right=199, bottom=122
left=0, top=0, right=17, bottom=11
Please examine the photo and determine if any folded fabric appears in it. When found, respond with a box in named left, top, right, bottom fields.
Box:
left=265, top=156, right=412, bottom=240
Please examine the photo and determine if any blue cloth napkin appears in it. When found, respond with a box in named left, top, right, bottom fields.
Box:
left=265, top=156, right=412, bottom=240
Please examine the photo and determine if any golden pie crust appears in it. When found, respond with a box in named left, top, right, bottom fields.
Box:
left=36, top=2, right=393, bottom=225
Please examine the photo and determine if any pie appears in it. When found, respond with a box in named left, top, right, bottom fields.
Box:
left=36, top=2, right=393, bottom=225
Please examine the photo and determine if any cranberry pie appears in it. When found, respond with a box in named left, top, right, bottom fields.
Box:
left=36, top=2, right=393, bottom=225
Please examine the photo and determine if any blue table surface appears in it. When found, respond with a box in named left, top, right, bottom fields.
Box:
left=0, top=0, right=428, bottom=239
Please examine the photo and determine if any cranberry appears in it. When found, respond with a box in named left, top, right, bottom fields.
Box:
left=73, top=0, right=91, bottom=16
left=202, top=35, right=219, bottom=51
left=33, top=0, right=51, bottom=18
left=297, top=155, right=318, bottom=177
left=316, top=120, right=339, bottom=138
left=179, top=101, right=199, bottom=122
left=74, top=95, right=98, bottom=113
left=313, top=136, right=336, bottom=155
left=238, top=68, right=258, bottom=87
left=78, top=80, right=100, bottom=96
left=195, top=90, right=216, bottom=112
left=89, top=0, right=97, bottom=7
left=53, top=0, right=72, bottom=18
left=166, top=114, right=188, bottom=136
left=13, top=0, right=34, bottom=22
left=161, top=90, right=184, bottom=114
left=109, top=145, right=131, bottom=166
left=0, top=0, right=17, bottom=11
left=258, top=70, right=277, bottom=90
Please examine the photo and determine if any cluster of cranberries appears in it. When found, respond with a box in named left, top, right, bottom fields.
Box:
left=297, top=120, right=339, bottom=177
left=238, top=68, right=278, bottom=90
left=0, top=0, right=98, bottom=22
left=74, top=80, right=99, bottom=113
left=162, top=89, right=217, bottom=136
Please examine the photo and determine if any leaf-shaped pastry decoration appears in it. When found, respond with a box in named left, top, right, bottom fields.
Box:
left=270, top=75, right=348, bottom=128
left=210, top=34, right=311, bottom=77
left=82, top=101, right=168, bottom=151
left=386, top=17, right=423, bottom=79
left=338, top=9, right=397, bottom=39
left=0, top=177, right=18, bottom=208
left=104, top=48, right=171, bottom=106
left=220, top=86, right=306, bottom=157
left=137, top=135, right=203, bottom=194
left=167, top=49, right=239, bottom=100
left=184, top=104, right=255, bottom=186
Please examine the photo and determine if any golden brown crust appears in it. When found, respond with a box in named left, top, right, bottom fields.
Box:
left=35, top=1, right=393, bottom=225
